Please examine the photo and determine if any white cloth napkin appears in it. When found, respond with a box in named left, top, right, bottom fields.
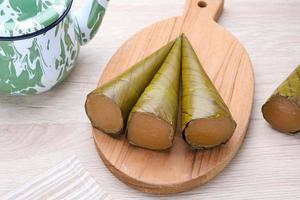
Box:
left=1, top=155, right=112, bottom=200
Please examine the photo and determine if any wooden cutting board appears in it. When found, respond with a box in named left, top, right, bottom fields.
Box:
left=92, top=0, right=254, bottom=195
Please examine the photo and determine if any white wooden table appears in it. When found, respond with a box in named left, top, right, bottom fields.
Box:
left=1, top=0, right=300, bottom=199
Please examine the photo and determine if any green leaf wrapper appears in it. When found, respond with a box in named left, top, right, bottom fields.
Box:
left=85, top=39, right=175, bottom=135
left=270, top=65, right=300, bottom=107
left=262, top=65, right=300, bottom=133
left=127, top=36, right=182, bottom=150
left=181, top=34, right=236, bottom=149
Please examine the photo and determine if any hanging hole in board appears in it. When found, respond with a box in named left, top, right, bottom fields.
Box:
left=198, top=1, right=207, bottom=8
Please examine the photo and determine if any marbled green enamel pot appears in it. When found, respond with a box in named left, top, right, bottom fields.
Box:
left=0, top=0, right=108, bottom=95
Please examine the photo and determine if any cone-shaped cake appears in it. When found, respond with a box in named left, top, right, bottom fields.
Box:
left=181, top=35, right=236, bottom=149
left=85, top=40, right=175, bottom=136
left=262, top=65, right=300, bottom=133
left=127, top=36, right=182, bottom=150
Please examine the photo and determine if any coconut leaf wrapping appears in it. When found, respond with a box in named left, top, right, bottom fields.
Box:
left=181, top=35, right=236, bottom=149
left=262, top=65, right=300, bottom=133
left=85, top=40, right=175, bottom=135
left=127, top=37, right=182, bottom=150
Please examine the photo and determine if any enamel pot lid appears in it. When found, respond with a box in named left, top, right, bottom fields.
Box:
left=0, top=0, right=72, bottom=40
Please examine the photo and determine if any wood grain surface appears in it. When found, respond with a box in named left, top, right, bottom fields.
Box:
left=93, top=0, right=254, bottom=194
left=1, top=0, right=300, bottom=199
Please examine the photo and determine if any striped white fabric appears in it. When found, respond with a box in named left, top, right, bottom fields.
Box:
left=1, top=156, right=112, bottom=200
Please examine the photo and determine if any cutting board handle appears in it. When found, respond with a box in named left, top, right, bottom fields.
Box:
left=184, top=0, right=224, bottom=21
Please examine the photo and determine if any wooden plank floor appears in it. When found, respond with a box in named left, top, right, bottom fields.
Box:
left=1, top=0, right=300, bottom=199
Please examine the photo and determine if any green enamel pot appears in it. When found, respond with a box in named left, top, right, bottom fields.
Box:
left=0, top=0, right=108, bottom=95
